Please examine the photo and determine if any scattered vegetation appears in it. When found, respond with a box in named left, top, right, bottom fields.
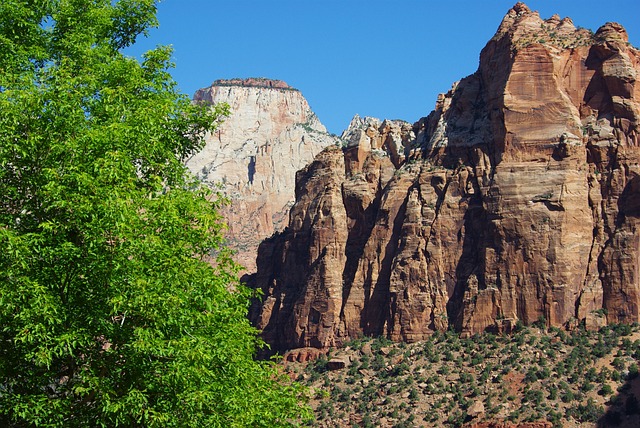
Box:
left=512, top=21, right=594, bottom=53
left=288, top=324, right=640, bottom=427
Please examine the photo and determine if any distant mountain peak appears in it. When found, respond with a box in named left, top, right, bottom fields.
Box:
left=187, top=77, right=337, bottom=272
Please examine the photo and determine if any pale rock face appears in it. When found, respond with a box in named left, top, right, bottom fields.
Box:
left=341, top=114, right=415, bottom=171
left=249, top=5, right=640, bottom=353
left=186, top=79, right=338, bottom=272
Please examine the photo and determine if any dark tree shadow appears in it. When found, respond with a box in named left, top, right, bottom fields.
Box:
left=598, top=375, right=640, bottom=427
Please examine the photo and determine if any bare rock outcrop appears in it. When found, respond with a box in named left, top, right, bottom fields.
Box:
left=186, top=78, right=338, bottom=271
left=249, top=4, right=640, bottom=352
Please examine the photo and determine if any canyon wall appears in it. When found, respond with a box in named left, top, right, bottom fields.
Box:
left=186, top=78, right=337, bottom=271
left=249, top=3, right=640, bottom=352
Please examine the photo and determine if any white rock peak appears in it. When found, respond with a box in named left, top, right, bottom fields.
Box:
left=186, top=78, right=339, bottom=272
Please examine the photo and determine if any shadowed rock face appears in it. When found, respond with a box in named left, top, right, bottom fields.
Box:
left=186, top=79, right=338, bottom=272
left=248, top=3, right=640, bottom=353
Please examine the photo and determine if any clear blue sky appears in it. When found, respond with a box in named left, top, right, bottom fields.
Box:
left=128, top=0, right=640, bottom=135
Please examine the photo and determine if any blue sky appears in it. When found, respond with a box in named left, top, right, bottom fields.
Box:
left=128, top=1, right=640, bottom=135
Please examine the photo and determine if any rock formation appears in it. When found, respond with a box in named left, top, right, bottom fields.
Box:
left=249, top=3, right=640, bottom=352
left=186, top=78, right=338, bottom=271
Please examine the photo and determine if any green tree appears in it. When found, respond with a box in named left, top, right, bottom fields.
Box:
left=0, top=1, right=309, bottom=426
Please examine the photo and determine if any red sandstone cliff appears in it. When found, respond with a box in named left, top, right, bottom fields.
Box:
left=249, top=3, right=640, bottom=352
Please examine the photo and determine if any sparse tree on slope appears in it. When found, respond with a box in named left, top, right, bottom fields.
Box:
left=0, top=1, right=309, bottom=426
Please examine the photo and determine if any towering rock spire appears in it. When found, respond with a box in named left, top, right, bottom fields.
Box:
left=249, top=4, right=640, bottom=353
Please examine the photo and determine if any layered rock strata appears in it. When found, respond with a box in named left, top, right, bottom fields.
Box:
left=249, top=3, right=640, bottom=352
left=186, top=78, right=337, bottom=271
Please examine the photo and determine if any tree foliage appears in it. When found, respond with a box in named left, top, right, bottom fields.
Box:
left=0, top=1, right=309, bottom=426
